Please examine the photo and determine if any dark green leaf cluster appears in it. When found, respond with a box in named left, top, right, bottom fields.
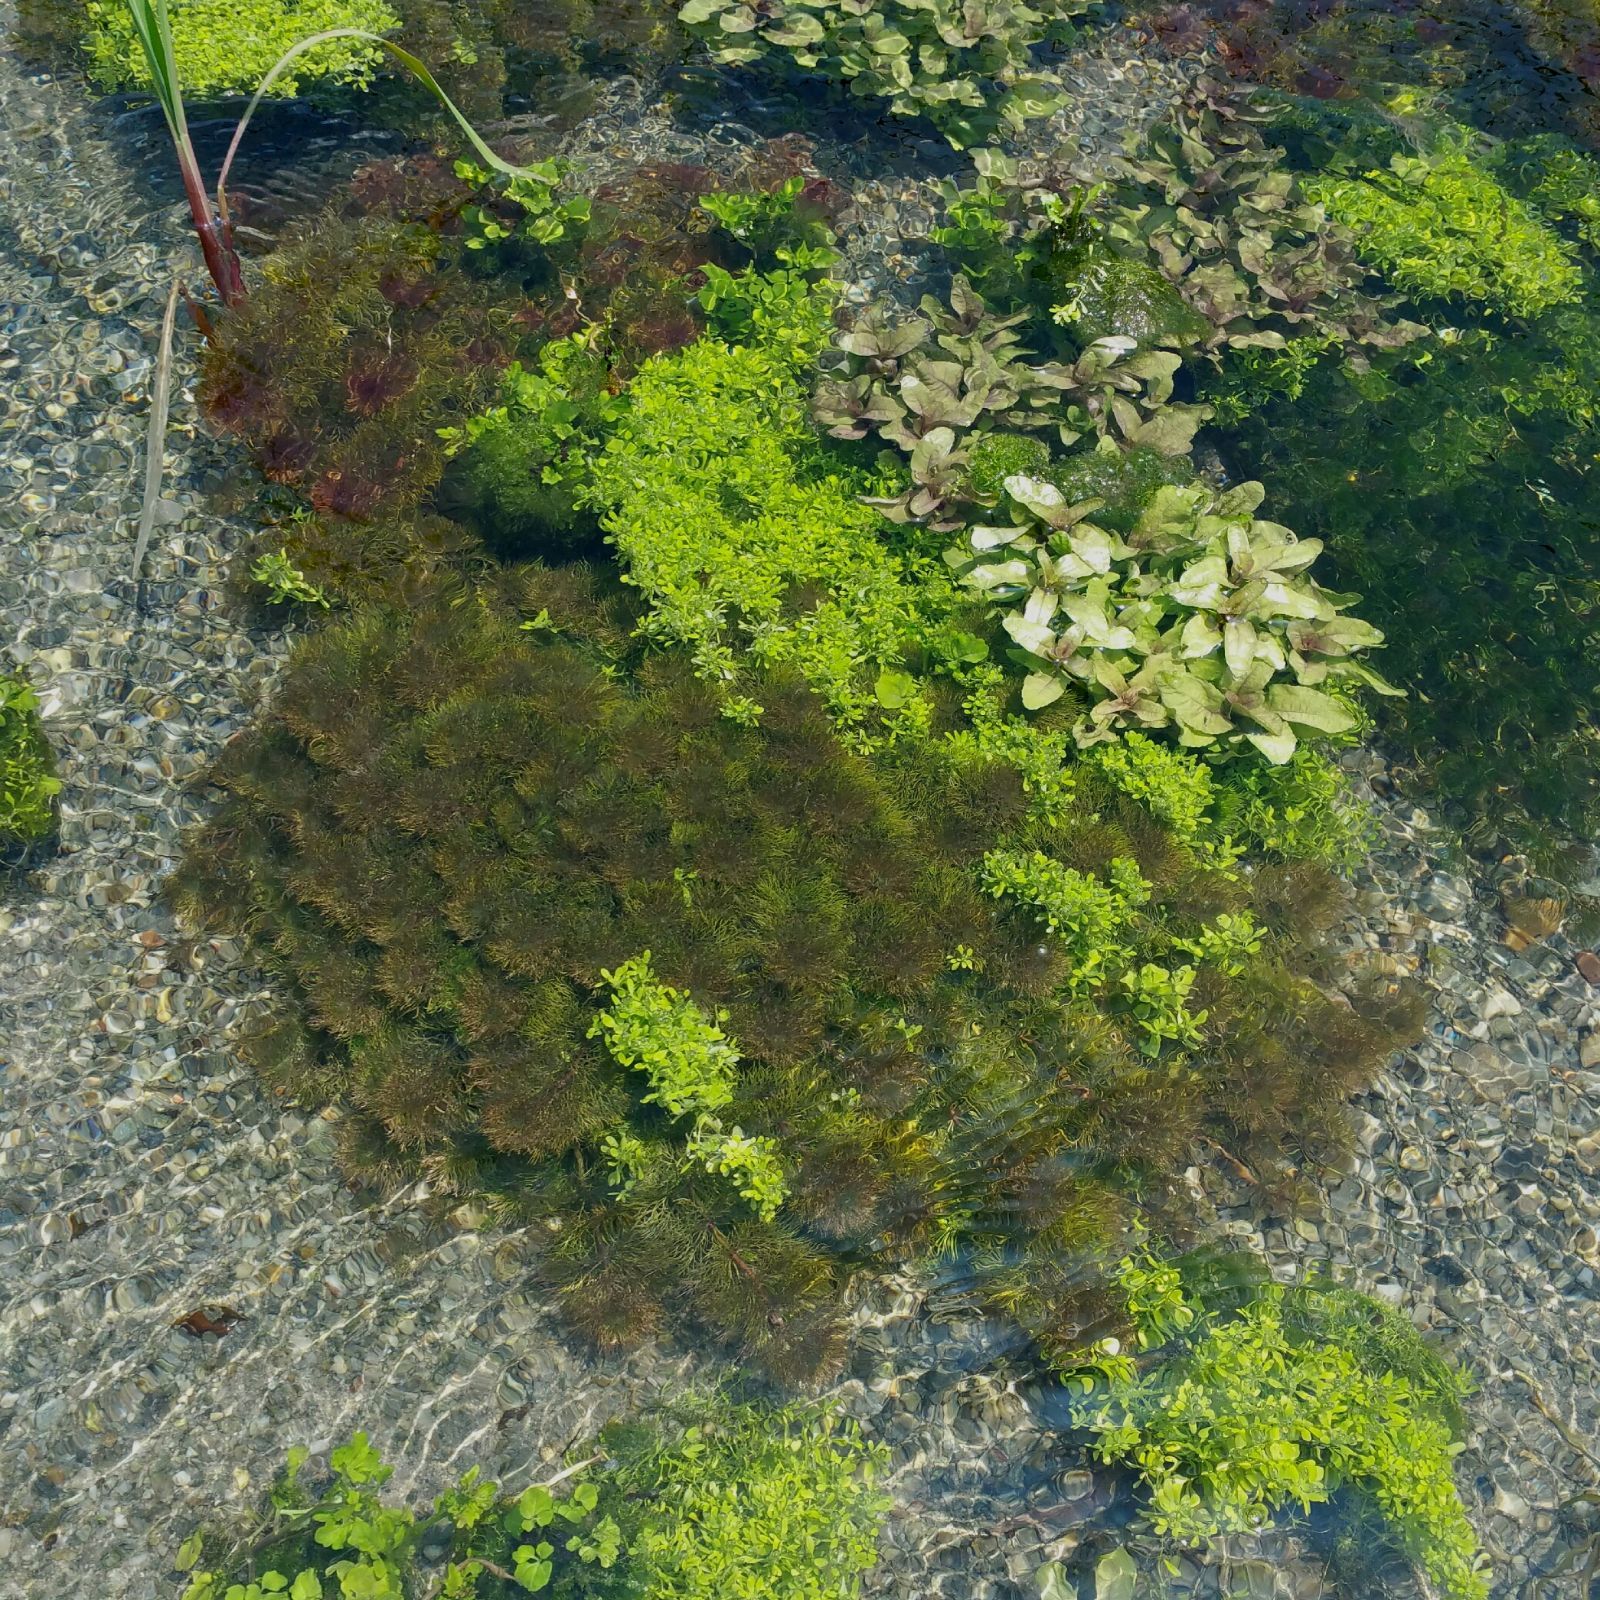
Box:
left=1217, top=301, right=1600, bottom=852
left=0, top=670, right=60, bottom=850
left=675, top=0, right=1088, bottom=148
left=178, top=1397, right=887, bottom=1600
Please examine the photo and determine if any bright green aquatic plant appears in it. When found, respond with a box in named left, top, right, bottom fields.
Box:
left=439, top=333, right=625, bottom=557
left=455, top=157, right=592, bottom=251
left=0, top=672, right=61, bottom=848
left=589, top=953, right=788, bottom=1220
left=252, top=549, right=331, bottom=608
left=1307, top=145, right=1583, bottom=318
left=1212, top=744, right=1375, bottom=870
left=85, top=0, right=398, bottom=98
left=1489, top=131, right=1600, bottom=250
left=675, top=0, right=1087, bottom=147
left=953, top=473, right=1398, bottom=762
left=1064, top=1274, right=1486, bottom=1600
left=612, top=1398, right=889, bottom=1599
left=585, top=312, right=957, bottom=747
left=1078, top=732, right=1369, bottom=870
left=178, top=1399, right=887, bottom=1600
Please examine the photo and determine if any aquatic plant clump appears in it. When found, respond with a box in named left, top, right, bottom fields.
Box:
left=1065, top=1275, right=1486, bottom=1600
left=676, top=0, right=1088, bottom=147
left=1219, top=302, right=1600, bottom=851
left=178, top=1398, right=888, bottom=1600
left=84, top=0, right=400, bottom=98
left=1101, top=78, right=1427, bottom=361
left=168, top=568, right=1073, bottom=1371
left=954, top=473, right=1398, bottom=763
left=0, top=671, right=60, bottom=848
left=812, top=275, right=1208, bottom=530
left=198, top=204, right=543, bottom=584
left=1307, top=146, right=1583, bottom=319
left=173, top=555, right=1415, bottom=1370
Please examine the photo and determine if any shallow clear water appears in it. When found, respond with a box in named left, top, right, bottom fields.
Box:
left=2, top=4, right=1599, bottom=1599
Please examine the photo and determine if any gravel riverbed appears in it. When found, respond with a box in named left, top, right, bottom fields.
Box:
left=1, top=12, right=1596, bottom=1599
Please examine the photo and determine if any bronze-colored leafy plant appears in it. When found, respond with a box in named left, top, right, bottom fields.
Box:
left=676, top=0, right=1087, bottom=147
left=813, top=276, right=1207, bottom=528
left=1101, top=77, right=1426, bottom=360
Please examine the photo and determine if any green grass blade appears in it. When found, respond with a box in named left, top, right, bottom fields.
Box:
left=121, top=0, right=189, bottom=147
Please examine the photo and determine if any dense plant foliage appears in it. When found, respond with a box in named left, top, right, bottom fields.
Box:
left=813, top=275, right=1206, bottom=529
left=0, top=671, right=60, bottom=849
left=675, top=0, right=1087, bottom=147
left=83, top=0, right=399, bottom=97
left=1489, top=132, right=1600, bottom=251
left=173, top=550, right=1413, bottom=1369
left=200, top=153, right=831, bottom=598
left=178, top=1398, right=887, bottom=1600
left=1307, top=145, right=1582, bottom=318
left=200, top=199, right=533, bottom=538
left=1220, top=292, right=1600, bottom=852
left=1061, top=1269, right=1484, bottom=1600
left=1099, top=79, right=1425, bottom=360
left=954, top=472, right=1396, bottom=761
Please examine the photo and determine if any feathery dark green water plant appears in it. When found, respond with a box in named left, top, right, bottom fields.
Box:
left=172, top=553, right=1413, bottom=1371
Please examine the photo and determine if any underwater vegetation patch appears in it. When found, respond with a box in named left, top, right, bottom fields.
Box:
left=1057, top=1257, right=1485, bottom=1600
left=177, top=1396, right=888, bottom=1600
left=1219, top=312, right=1600, bottom=855
left=199, top=152, right=825, bottom=597
left=1203, top=102, right=1600, bottom=856
left=1307, top=143, right=1582, bottom=318
left=82, top=0, right=400, bottom=98
left=172, top=552, right=1414, bottom=1374
left=675, top=0, right=1089, bottom=148
left=0, top=669, right=60, bottom=851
